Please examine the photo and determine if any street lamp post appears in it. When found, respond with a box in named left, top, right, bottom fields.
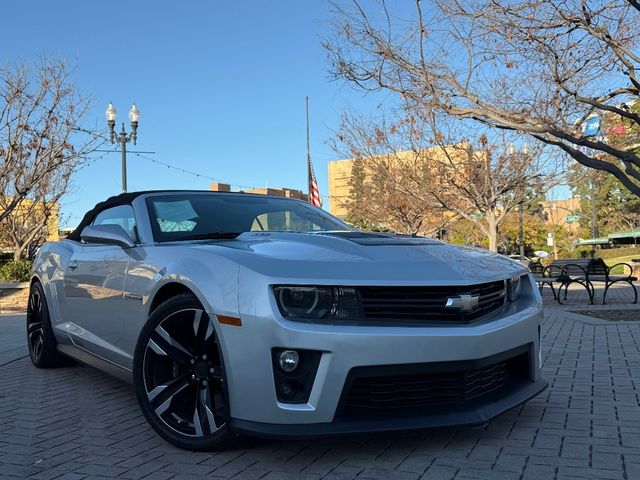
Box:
left=509, top=142, right=529, bottom=261
left=518, top=204, right=525, bottom=260
left=105, top=103, right=141, bottom=193
left=550, top=203, right=560, bottom=260
left=590, top=177, right=599, bottom=239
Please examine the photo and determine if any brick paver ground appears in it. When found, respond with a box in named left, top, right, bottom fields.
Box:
left=1, top=283, right=639, bottom=479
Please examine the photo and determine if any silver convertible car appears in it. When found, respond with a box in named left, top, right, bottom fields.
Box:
left=28, top=190, right=547, bottom=450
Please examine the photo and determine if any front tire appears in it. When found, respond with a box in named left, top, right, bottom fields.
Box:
left=133, top=293, right=235, bottom=450
left=26, top=281, right=74, bottom=368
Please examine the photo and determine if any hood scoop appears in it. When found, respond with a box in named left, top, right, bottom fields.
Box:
left=312, top=231, right=442, bottom=246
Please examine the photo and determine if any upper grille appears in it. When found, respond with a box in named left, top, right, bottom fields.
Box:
left=358, top=280, right=506, bottom=324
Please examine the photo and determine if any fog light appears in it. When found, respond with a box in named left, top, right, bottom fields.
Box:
left=278, top=350, right=299, bottom=373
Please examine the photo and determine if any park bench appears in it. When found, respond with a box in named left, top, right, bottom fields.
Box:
left=529, top=262, right=561, bottom=301
left=530, top=259, right=594, bottom=304
left=530, top=258, right=637, bottom=305
left=585, top=258, right=638, bottom=304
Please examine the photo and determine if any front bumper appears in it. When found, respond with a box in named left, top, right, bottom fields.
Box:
left=216, top=278, right=545, bottom=434
left=231, top=377, right=547, bottom=439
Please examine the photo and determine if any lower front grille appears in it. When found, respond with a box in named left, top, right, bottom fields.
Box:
left=336, top=346, right=531, bottom=420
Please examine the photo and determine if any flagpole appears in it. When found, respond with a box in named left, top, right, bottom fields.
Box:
left=306, top=96, right=311, bottom=187
left=306, top=96, right=322, bottom=207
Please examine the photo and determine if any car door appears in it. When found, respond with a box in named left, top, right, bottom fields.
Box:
left=63, top=205, right=138, bottom=366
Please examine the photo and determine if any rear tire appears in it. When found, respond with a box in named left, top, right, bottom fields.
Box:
left=26, top=282, right=75, bottom=368
left=133, top=293, right=236, bottom=451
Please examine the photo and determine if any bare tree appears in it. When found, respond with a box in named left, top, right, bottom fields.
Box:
left=0, top=167, right=70, bottom=260
left=334, top=110, right=555, bottom=251
left=0, top=58, right=100, bottom=224
left=327, top=0, right=640, bottom=196
left=333, top=113, right=451, bottom=235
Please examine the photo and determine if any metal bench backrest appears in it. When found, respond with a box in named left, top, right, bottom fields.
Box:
left=549, top=258, right=609, bottom=277
left=549, top=259, right=591, bottom=277
left=529, top=262, right=544, bottom=274
left=586, top=258, right=609, bottom=276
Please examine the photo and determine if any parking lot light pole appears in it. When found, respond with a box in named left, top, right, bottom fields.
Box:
left=105, top=103, right=140, bottom=193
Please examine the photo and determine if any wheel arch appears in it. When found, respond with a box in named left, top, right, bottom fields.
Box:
left=143, top=257, right=240, bottom=321
left=148, top=281, right=197, bottom=314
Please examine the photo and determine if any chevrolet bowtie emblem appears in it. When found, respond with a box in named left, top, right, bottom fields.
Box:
left=445, top=294, right=480, bottom=312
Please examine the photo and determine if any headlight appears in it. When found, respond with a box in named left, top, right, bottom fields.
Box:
left=273, top=286, right=361, bottom=320
left=507, top=275, right=524, bottom=302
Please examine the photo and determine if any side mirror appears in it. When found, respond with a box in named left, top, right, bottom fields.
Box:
left=81, top=224, right=135, bottom=249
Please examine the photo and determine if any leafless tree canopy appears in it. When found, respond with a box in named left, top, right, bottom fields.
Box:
left=327, top=0, right=640, bottom=196
left=333, top=113, right=451, bottom=235
left=333, top=110, right=557, bottom=251
left=0, top=58, right=100, bottom=224
left=0, top=170, right=69, bottom=260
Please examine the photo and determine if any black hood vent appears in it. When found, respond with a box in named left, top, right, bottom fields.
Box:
left=312, top=231, right=441, bottom=246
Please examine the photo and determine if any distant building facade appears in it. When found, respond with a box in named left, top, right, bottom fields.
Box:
left=327, top=159, right=353, bottom=219
left=210, top=183, right=308, bottom=201
left=538, top=197, right=582, bottom=235
left=0, top=199, right=59, bottom=243
left=328, top=146, right=471, bottom=220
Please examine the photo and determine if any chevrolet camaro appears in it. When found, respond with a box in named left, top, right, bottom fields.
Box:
left=27, top=190, right=547, bottom=450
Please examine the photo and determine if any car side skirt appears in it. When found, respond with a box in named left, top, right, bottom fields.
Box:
left=57, top=344, right=133, bottom=384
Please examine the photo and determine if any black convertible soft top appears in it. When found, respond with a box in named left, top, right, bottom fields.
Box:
left=66, top=190, right=237, bottom=242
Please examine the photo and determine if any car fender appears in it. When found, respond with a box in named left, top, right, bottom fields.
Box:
left=144, top=254, right=240, bottom=322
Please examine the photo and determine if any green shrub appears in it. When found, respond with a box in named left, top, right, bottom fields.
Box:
left=0, top=260, right=33, bottom=282
left=572, top=246, right=640, bottom=260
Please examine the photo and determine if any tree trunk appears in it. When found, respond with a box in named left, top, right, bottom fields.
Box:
left=13, top=246, right=25, bottom=262
left=486, top=216, right=499, bottom=252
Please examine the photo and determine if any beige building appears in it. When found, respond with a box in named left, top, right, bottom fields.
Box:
left=0, top=199, right=59, bottom=243
left=539, top=197, right=582, bottom=235
left=328, top=146, right=471, bottom=219
left=328, top=150, right=433, bottom=219
left=327, top=159, right=354, bottom=219
left=210, top=183, right=308, bottom=201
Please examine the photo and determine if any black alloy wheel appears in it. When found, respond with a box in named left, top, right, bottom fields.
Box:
left=133, top=293, right=235, bottom=450
left=26, top=281, right=74, bottom=368
left=27, top=287, right=45, bottom=363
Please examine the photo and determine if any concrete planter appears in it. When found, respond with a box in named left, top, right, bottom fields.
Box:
left=0, top=282, right=29, bottom=314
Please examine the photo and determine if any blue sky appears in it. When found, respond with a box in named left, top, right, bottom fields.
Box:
left=4, top=1, right=383, bottom=226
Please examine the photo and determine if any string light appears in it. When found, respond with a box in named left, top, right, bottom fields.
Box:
left=132, top=153, right=329, bottom=198
left=74, top=146, right=329, bottom=199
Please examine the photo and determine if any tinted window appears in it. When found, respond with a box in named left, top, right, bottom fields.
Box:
left=93, top=205, right=138, bottom=241
left=147, top=194, right=350, bottom=242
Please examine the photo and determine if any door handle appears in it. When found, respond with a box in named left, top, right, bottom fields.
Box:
left=68, top=261, right=78, bottom=271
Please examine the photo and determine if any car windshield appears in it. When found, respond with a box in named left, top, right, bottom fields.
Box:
left=147, top=193, right=352, bottom=242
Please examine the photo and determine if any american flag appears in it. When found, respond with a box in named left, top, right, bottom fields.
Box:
left=307, top=156, right=322, bottom=207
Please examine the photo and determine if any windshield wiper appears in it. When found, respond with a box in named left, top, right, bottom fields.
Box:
left=178, top=232, right=243, bottom=241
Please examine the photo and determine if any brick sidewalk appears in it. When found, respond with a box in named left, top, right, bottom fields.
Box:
left=1, top=295, right=639, bottom=479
